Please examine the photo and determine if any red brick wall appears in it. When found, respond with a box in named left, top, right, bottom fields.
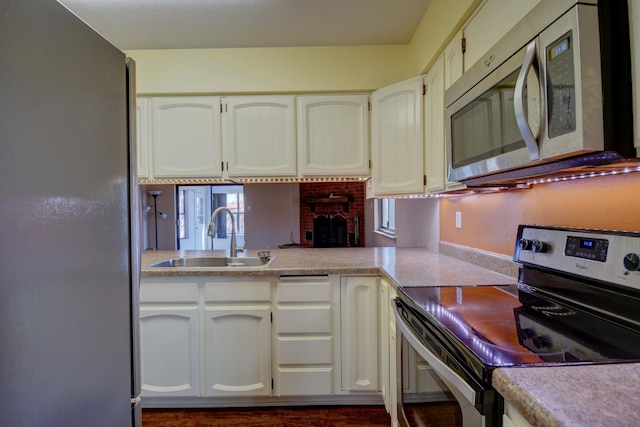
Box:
left=299, top=182, right=366, bottom=247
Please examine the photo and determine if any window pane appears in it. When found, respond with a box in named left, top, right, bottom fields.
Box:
left=377, top=198, right=395, bottom=235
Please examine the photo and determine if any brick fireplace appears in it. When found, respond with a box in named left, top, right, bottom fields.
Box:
left=299, top=182, right=366, bottom=248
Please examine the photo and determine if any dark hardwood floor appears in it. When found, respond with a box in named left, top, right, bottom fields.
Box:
left=142, top=406, right=391, bottom=427
left=142, top=403, right=461, bottom=427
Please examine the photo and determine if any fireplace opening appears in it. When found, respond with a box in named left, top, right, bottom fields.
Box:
left=313, top=214, right=348, bottom=248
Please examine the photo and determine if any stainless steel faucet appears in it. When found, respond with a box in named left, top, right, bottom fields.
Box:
left=207, top=207, right=243, bottom=257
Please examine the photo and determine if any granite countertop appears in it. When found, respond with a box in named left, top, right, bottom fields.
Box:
left=140, top=246, right=640, bottom=426
left=140, top=247, right=517, bottom=288
left=493, top=364, right=640, bottom=427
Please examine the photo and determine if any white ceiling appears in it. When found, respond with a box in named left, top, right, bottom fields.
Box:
left=57, top=0, right=432, bottom=50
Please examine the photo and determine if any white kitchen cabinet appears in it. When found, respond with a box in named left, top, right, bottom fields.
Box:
left=274, top=276, right=333, bottom=396
left=379, top=279, right=394, bottom=414
left=202, top=278, right=273, bottom=397
left=462, top=0, right=542, bottom=72
left=443, top=32, right=464, bottom=91
left=371, top=77, right=424, bottom=196
left=151, top=96, right=222, bottom=178
left=222, top=96, right=296, bottom=177
left=297, top=95, right=370, bottom=177
left=340, top=276, right=379, bottom=392
left=139, top=279, right=200, bottom=397
left=388, top=285, right=398, bottom=427
left=203, top=306, right=271, bottom=397
left=140, top=308, right=200, bottom=397
left=424, top=55, right=446, bottom=194
left=136, top=98, right=150, bottom=179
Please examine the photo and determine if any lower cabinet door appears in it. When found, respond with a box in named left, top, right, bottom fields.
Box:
left=140, top=307, right=200, bottom=397
left=276, top=367, right=333, bottom=396
left=340, top=276, right=379, bottom=392
left=204, top=306, right=271, bottom=397
left=274, top=336, right=333, bottom=396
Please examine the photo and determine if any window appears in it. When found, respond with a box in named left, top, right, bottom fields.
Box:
left=376, top=198, right=395, bottom=237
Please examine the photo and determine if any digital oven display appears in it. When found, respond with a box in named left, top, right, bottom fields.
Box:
left=565, top=236, right=609, bottom=262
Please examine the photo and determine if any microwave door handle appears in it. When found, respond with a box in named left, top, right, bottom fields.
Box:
left=514, top=39, right=540, bottom=161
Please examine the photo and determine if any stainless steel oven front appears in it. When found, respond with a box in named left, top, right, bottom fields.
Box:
left=393, top=300, right=501, bottom=427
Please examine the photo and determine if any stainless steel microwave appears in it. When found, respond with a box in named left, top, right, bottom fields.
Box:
left=445, top=0, right=635, bottom=187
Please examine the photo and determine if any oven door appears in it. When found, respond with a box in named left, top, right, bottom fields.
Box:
left=393, top=300, right=498, bottom=427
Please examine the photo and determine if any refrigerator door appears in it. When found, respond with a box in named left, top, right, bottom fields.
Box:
left=127, top=56, right=143, bottom=424
left=0, top=1, right=134, bottom=426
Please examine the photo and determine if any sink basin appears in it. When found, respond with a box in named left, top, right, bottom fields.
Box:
left=150, top=256, right=275, bottom=268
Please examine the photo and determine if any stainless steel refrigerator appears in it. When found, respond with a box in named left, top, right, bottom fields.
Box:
left=0, top=1, right=141, bottom=426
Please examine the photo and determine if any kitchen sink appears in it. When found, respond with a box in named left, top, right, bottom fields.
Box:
left=150, top=256, right=275, bottom=268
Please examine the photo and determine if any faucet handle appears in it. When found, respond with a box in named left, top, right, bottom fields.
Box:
left=236, top=245, right=245, bottom=254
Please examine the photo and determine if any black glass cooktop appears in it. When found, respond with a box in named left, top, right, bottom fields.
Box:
left=397, top=282, right=640, bottom=381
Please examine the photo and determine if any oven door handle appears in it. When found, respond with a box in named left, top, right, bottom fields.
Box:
left=393, top=301, right=476, bottom=405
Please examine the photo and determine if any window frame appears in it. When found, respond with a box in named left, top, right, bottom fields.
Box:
left=375, top=198, right=396, bottom=238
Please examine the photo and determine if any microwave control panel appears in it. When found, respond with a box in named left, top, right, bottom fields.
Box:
left=546, top=30, right=576, bottom=138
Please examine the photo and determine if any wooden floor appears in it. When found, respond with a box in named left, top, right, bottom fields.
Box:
left=142, top=406, right=391, bottom=427
left=142, top=403, right=461, bottom=427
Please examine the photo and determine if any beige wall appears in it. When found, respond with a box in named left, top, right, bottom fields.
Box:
left=407, top=0, right=481, bottom=74
left=439, top=173, right=640, bottom=256
left=126, top=45, right=410, bottom=95
left=125, top=0, right=479, bottom=94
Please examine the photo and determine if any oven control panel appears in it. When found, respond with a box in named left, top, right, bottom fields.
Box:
left=514, top=225, right=640, bottom=290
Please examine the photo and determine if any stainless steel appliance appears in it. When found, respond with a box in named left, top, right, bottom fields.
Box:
left=394, top=225, right=640, bottom=426
left=0, top=1, right=141, bottom=426
left=445, top=0, right=636, bottom=187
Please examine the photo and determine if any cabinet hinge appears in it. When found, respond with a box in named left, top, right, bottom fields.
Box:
left=461, top=37, right=466, bottom=54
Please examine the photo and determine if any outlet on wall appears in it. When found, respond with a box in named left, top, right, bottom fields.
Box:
left=455, top=211, right=462, bottom=229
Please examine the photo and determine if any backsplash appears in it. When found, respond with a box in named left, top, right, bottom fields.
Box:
left=299, top=182, right=366, bottom=247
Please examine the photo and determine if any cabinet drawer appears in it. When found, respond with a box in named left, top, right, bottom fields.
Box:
left=140, top=280, right=198, bottom=304
left=203, top=280, right=271, bottom=303
left=277, top=306, right=331, bottom=334
left=276, top=367, right=332, bottom=396
left=277, top=336, right=332, bottom=365
left=277, top=278, right=331, bottom=302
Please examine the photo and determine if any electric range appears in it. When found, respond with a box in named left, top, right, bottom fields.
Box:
left=394, top=225, right=640, bottom=426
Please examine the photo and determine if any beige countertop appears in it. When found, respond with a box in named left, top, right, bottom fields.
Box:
left=140, top=246, right=639, bottom=426
left=494, top=364, right=640, bottom=427
left=140, top=247, right=517, bottom=288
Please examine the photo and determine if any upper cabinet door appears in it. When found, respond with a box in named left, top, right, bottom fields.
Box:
left=424, top=56, right=446, bottom=194
left=136, top=98, right=150, bottom=179
left=222, top=96, right=297, bottom=177
left=443, top=32, right=463, bottom=91
left=297, top=95, right=370, bottom=177
left=151, top=97, right=222, bottom=178
left=462, top=0, right=542, bottom=72
left=371, top=77, right=424, bottom=196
